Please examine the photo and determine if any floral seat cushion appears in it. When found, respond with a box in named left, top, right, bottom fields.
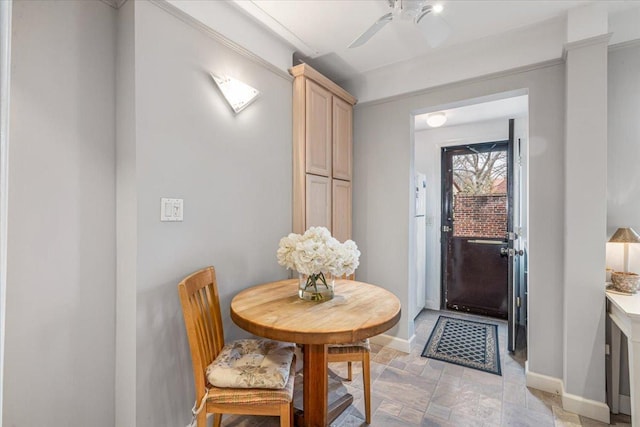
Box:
left=206, top=339, right=295, bottom=389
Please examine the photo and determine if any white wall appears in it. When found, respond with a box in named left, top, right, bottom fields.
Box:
left=354, top=61, right=566, bottom=378
left=127, top=2, right=293, bottom=425
left=4, top=1, right=116, bottom=425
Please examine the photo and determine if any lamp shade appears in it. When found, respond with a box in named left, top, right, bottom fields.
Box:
left=211, top=73, right=260, bottom=114
left=608, top=227, right=640, bottom=243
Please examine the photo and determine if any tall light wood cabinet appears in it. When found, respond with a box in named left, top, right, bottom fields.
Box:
left=332, top=96, right=353, bottom=181
left=332, top=179, right=352, bottom=242
left=290, top=64, right=357, bottom=242
left=305, top=81, right=332, bottom=176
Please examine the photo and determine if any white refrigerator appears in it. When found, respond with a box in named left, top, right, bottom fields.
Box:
left=414, top=173, right=427, bottom=318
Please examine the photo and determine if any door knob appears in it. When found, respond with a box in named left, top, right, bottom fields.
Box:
left=500, top=248, right=524, bottom=257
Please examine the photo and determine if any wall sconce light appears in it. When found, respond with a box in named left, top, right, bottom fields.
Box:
left=211, top=73, right=260, bottom=114
left=426, top=111, right=447, bottom=127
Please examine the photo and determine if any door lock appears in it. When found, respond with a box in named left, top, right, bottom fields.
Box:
left=500, top=248, right=524, bottom=257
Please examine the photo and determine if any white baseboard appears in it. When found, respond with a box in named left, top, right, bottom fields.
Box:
left=562, top=391, right=610, bottom=424
left=425, top=299, right=440, bottom=311
left=525, top=362, right=563, bottom=395
left=619, top=394, right=631, bottom=415
left=370, top=333, right=413, bottom=353
left=525, top=362, right=610, bottom=424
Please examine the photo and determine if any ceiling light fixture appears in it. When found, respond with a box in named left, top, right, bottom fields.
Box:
left=349, top=0, right=451, bottom=48
left=211, top=73, right=260, bottom=114
left=426, top=112, right=447, bottom=127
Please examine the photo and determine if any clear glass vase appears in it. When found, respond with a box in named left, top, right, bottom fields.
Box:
left=298, top=272, right=334, bottom=301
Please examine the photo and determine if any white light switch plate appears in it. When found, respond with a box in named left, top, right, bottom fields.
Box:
left=161, top=198, right=184, bottom=222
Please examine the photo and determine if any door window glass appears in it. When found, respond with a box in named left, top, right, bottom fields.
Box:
left=452, top=150, right=507, bottom=238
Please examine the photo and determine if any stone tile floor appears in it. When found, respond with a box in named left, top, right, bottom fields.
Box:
left=223, top=309, right=631, bottom=426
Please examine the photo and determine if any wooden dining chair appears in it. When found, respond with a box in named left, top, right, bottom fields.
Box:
left=327, top=340, right=371, bottom=423
left=178, top=266, right=296, bottom=427
left=327, top=273, right=372, bottom=424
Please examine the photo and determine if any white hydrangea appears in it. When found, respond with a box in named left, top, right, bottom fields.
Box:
left=330, top=239, right=361, bottom=277
left=276, top=226, right=360, bottom=277
left=276, top=233, right=300, bottom=270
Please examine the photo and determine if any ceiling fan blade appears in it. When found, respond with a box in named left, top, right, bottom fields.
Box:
left=348, top=13, right=393, bottom=48
left=417, top=12, right=451, bottom=48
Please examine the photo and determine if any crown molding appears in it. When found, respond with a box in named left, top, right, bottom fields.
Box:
left=562, top=33, right=612, bottom=59
left=150, top=0, right=291, bottom=82
left=229, top=0, right=317, bottom=58
left=99, top=0, right=127, bottom=10
left=609, top=38, right=640, bottom=52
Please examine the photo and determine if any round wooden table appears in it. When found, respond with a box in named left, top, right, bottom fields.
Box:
left=230, top=278, right=401, bottom=427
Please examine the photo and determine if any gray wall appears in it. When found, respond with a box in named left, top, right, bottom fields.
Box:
left=353, top=62, right=566, bottom=379
left=129, top=2, right=293, bottom=425
left=115, top=0, right=136, bottom=425
left=5, top=1, right=116, bottom=425
left=562, top=38, right=608, bottom=404
left=607, top=42, right=640, bottom=401
left=608, top=43, right=640, bottom=240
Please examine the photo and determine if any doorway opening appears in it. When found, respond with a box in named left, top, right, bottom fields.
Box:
left=412, top=92, right=528, bottom=355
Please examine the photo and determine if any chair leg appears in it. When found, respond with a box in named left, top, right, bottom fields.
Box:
left=347, top=361, right=353, bottom=381
left=280, top=402, right=292, bottom=427
left=362, top=353, right=371, bottom=424
left=196, top=410, right=208, bottom=427
left=213, top=413, right=222, bottom=427
left=290, top=400, right=294, bottom=426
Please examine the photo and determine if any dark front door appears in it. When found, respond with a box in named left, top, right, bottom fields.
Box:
left=441, top=140, right=511, bottom=319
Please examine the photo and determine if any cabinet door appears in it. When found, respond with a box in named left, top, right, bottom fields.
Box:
left=332, top=97, right=352, bottom=181
left=306, top=174, right=331, bottom=230
left=332, top=179, right=352, bottom=242
left=305, top=80, right=332, bottom=176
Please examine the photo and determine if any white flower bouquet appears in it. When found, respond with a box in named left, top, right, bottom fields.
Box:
left=277, top=226, right=360, bottom=300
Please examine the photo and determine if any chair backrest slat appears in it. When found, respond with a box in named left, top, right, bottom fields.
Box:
left=204, top=281, right=225, bottom=352
left=193, top=291, right=213, bottom=363
left=178, top=267, right=226, bottom=396
left=193, top=290, right=212, bottom=360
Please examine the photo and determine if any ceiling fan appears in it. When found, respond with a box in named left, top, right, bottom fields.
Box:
left=348, top=0, right=450, bottom=49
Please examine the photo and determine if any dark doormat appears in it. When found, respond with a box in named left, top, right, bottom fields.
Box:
left=421, top=315, right=501, bottom=376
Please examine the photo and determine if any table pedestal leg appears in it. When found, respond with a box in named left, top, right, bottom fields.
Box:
left=303, top=344, right=328, bottom=427
left=298, top=343, right=353, bottom=427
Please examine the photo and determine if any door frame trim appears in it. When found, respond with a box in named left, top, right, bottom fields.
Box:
left=0, top=0, right=12, bottom=421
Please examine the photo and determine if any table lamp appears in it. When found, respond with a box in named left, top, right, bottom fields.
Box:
left=609, top=227, right=640, bottom=293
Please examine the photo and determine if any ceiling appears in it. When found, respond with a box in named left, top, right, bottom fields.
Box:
left=414, top=95, right=528, bottom=131
left=230, top=0, right=635, bottom=83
